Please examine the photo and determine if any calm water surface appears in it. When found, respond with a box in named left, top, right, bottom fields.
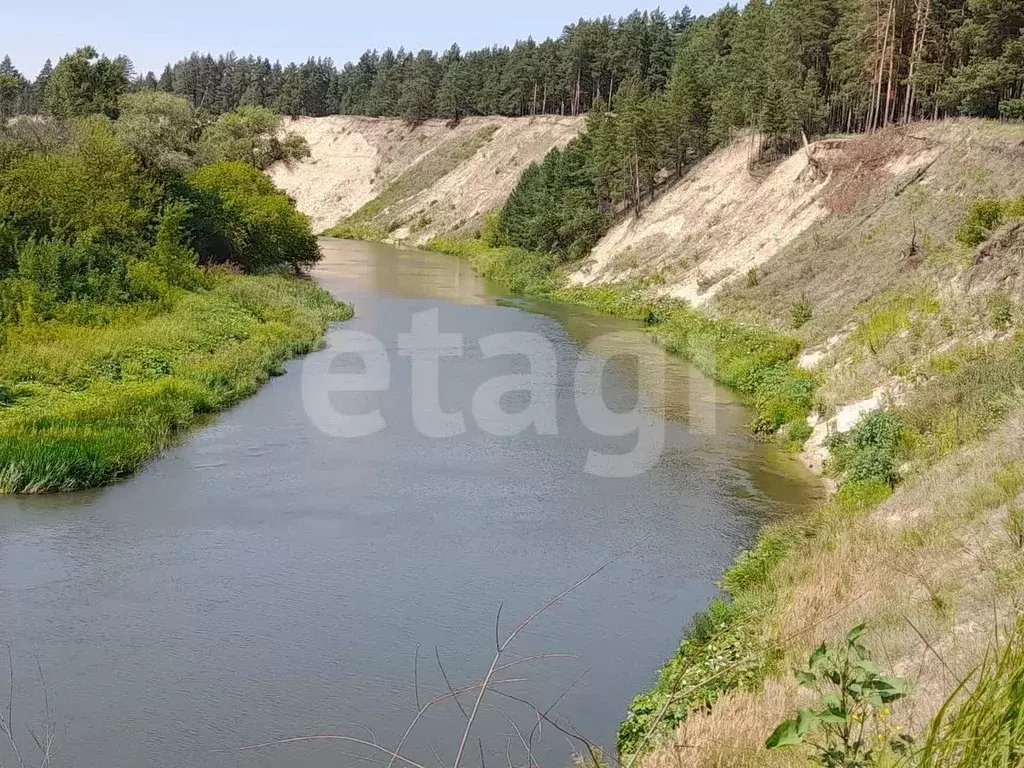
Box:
left=0, top=239, right=821, bottom=767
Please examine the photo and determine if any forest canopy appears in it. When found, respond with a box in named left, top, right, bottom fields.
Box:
left=4, top=0, right=1022, bottom=129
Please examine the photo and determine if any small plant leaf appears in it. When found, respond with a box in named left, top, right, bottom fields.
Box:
left=809, top=643, right=828, bottom=670
left=796, top=670, right=817, bottom=688
left=857, top=658, right=882, bottom=675
left=796, top=707, right=819, bottom=736
left=766, top=719, right=804, bottom=749
left=820, top=693, right=842, bottom=709
left=846, top=623, right=868, bottom=644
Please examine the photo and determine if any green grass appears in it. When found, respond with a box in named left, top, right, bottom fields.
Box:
left=423, top=236, right=559, bottom=295
left=322, top=222, right=389, bottom=241
left=913, top=618, right=1024, bottom=767
left=0, top=273, right=352, bottom=493
left=902, top=334, right=1024, bottom=464
left=956, top=195, right=1024, bottom=247
left=851, top=289, right=941, bottom=353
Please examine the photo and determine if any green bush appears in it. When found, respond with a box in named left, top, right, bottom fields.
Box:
left=957, top=198, right=1008, bottom=247
left=790, top=296, right=813, bottom=329
left=827, top=410, right=905, bottom=488
left=197, top=106, right=310, bottom=170
left=189, top=161, right=319, bottom=271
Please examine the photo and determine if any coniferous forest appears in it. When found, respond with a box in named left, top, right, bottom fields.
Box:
left=2, top=1, right=1022, bottom=261
left=3, top=2, right=1023, bottom=129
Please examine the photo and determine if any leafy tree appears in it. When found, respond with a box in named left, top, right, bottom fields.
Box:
left=0, top=56, right=27, bottom=121
left=45, top=46, right=131, bottom=118
left=435, top=47, right=472, bottom=122
left=188, top=161, right=319, bottom=271
left=114, top=91, right=199, bottom=174
left=197, top=105, right=309, bottom=170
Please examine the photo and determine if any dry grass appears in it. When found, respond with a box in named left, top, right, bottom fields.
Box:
left=713, top=120, right=1024, bottom=350
left=639, top=409, right=1024, bottom=768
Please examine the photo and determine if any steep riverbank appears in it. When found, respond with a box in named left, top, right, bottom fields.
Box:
left=285, top=115, right=1024, bottom=764
left=0, top=273, right=351, bottom=493
left=268, top=115, right=584, bottom=239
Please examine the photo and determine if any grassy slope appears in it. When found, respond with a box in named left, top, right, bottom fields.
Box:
left=621, top=122, right=1024, bottom=765
left=0, top=273, right=352, bottom=493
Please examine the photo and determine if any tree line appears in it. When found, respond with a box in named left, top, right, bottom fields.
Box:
left=3, top=0, right=1020, bottom=266
left=6, top=0, right=1023, bottom=128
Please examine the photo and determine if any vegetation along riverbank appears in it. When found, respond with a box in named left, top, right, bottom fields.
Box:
left=0, top=51, right=352, bottom=493
left=5, top=0, right=1024, bottom=760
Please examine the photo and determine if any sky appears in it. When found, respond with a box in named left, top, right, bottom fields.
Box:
left=2, top=0, right=722, bottom=78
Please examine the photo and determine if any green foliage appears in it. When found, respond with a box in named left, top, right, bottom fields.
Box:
left=827, top=410, right=905, bottom=488
left=0, top=83, right=338, bottom=493
left=0, top=116, right=156, bottom=250
left=957, top=198, right=1007, bottom=247
left=901, top=336, right=1024, bottom=463
left=1006, top=505, right=1024, bottom=550
left=197, top=106, right=310, bottom=170
left=423, top=236, right=557, bottom=295
left=114, top=91, right=199, bottom=174
left=747, top=267, right=759, bottom=287
left=188, top=161, right=320, bottom=271
left=913, top=619, right=1024, bottom=767
left=497, top=136, right=606, bottom=261
left=790, top=296, right=813, bottom=329
left=766, top=625, right=911, bottom=766
left=45, top=46, right=129, bottom=119
left=0, top=274, right=351, bottom=492
left=148, top=202, right=203, bottom=290
left=322, top=222, right=389, bottom=241
left=852, top=290, right=940, bottom=353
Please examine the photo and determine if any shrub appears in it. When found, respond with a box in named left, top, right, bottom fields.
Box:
left=790, top=296, right=813, bottom=329
left=766, top=625, right=911, bottom=764
left=197, top=106, right=310, bottom=170
left=188, top=161, right=319, bottom=271
left=957, top=198, right=1006, bottom=247
left=827, top=410, right=905, bottom=488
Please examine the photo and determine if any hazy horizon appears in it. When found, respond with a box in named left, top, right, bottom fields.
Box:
left=4, top=0, right=716, bottom=80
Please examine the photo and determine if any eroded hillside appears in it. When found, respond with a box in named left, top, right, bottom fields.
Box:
left=268, top=115, right=583, bottom=239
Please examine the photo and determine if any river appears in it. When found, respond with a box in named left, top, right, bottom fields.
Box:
left=0, top=238, right=821, bottom=768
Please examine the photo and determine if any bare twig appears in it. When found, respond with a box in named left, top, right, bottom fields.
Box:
left=453, top=541, right=641, bottom=768
left=436, top=647, right=469, bottom=720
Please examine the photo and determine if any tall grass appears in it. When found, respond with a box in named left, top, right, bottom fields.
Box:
left=0, top=273, right=352, bottom=492
left=913, top=619, right=1024, bottom=767
left=423, top=236, right=559, bottom=295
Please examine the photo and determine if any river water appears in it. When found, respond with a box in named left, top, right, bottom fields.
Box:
left=0, top=239, right=820, bottom=768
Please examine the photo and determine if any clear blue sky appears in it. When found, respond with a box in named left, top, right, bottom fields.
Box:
left=3, top=0, right=722, bottom=78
